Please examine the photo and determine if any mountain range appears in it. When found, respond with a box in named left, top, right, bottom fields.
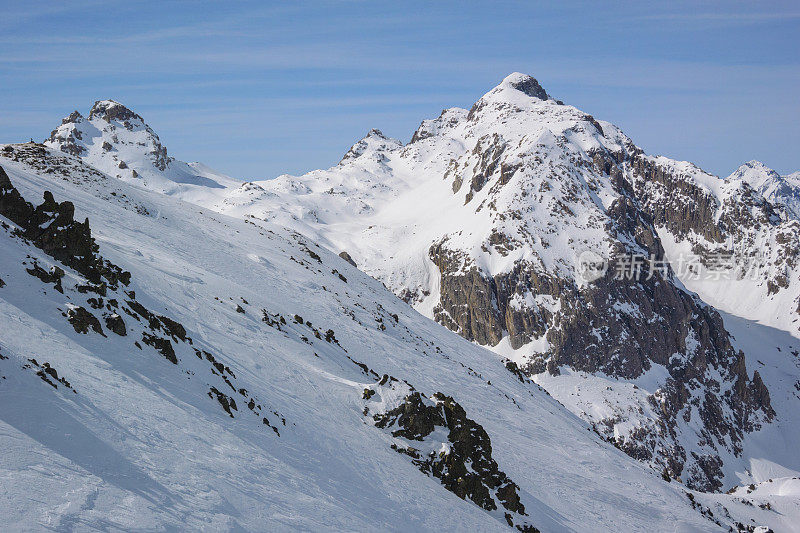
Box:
left=2, top=73, right=798, bottom=531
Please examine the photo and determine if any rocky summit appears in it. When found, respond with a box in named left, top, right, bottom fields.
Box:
left=44, top=100, right=239, bottom=193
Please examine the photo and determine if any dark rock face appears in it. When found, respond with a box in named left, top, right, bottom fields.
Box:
left=149, top=143, right=169, bottom=172
left=125, top=299, right=188, bottom=347
left=88, top=100, right=143, bottom=124
left=26, top=359, right=76, bottom=392
left=141, top=332, right=177, bottom=364
left=47, top=112, right=87, bottom=157
left=429, top=246, right=503, bottom=346
left=508, top=75, right=549, bottom=100
left=374, top=391, right=538, bottom=532
left=208, top=386, right=237, bottom=417
left=104, top=314, right=127, bottom=336
left=63, top=111, right=83, bottom=125
left=0, top=165, right=131, bottom=290
left=425, top=147, right=776, bottom=490
left=67, top=306, right=105, bottom=336
left=26, top=262, right=65, bottom=293
left=0, top=165, right=34, bottom=222
left=628, top=155, right=724, bottom=242
left=429, top=242, right=557, bottom=351
left=338, top=251, right=357, bottom=267
left=431, top=244, right=772, bottom=491
left=376, top=392, right=443, bottom=440
left=466, top=134, right=507, bottom=203
left=158, top=315, right=187, bottom=342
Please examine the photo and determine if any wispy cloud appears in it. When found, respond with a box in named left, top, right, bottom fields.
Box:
left=628, top=11, right=800, bottom=23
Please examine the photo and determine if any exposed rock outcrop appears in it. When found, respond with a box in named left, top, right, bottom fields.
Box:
left=0, top=165, right=131, bottom=290
left=374, top=390, right=539, bottom=531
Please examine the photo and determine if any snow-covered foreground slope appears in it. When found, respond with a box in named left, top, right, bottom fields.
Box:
left=0, top=145, right=753, bottom=531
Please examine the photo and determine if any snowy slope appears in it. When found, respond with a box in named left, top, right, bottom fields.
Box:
left=0, top=144, right=750, bottom=531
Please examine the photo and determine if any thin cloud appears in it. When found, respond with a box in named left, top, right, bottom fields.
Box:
left=627, top=11, right=800, bottom=23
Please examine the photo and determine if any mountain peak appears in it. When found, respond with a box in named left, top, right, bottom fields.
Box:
left=727, top=160, right=782, bottom=185
left=726, top=160, right=800, bottom=220
left=736, top=159, right=779, bottom=173
left=365, top=128, right=387, bottom=139
left=339, top=129, right=401, bottom=164
left=88, top=99, right=143, bottom=124
left=43, top=102, right=236, bottom=192
left=45, top=99, right=173, bottom=180
left=62, top=110, right=84, bottom=125
left=500, top=72, right=549, bottom=100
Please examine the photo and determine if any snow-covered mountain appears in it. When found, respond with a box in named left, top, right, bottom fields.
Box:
left=7, top=72, right=798, bottom=529
left=2, top=143, right=764, bottom=532
left=726, top=160, right=800, bottom=221
left=86, top=73, right=795, bottom=494
left=44, top=100, right=238, bottom=195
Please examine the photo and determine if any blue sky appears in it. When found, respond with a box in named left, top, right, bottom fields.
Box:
left=1, top=1, right=798, bottom=179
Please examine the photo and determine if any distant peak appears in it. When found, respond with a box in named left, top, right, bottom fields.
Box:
left=359, top=128, right=402, bottom=146
left=728, top=160, right=781, bottom=182
left=739, top=160, right=770, bottom=170
left=339, top=129, right=400, bottom=164
left=501, top=72, right=549, bottom=100
left=88, top=99, right=143, bottom=123
left=62, top=111, right=83, bottom=125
